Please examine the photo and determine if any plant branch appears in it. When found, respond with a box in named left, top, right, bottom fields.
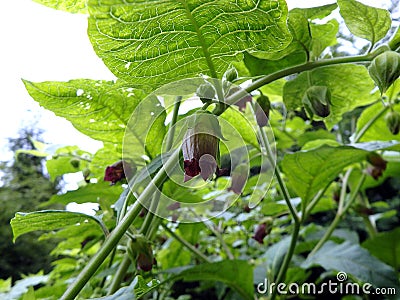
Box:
left=61, top=148, right=180, bottom=300
left=107, top=255, right=131, bottom=295
left=214, top=51, right=383, bottom=116
left=160, top=222, right=211, bottom=263
left=308, top=172, right=366, bottom=257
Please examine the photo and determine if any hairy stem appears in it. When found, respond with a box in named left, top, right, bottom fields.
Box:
left=61, top=149, right=180, bottom=300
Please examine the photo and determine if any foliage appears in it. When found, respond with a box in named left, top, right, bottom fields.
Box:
left=5, top=1, right=400, bottom=300
left=0, top=129, right=59, bottom=282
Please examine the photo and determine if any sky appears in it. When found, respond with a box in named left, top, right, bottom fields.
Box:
left=0, top=0, right=393, bottom=162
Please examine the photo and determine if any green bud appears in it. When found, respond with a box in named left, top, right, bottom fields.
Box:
left=223, top=66, right=238, bottom=83
left=255, top=94, right=271, bottom=127
left=385, top=110, right=400, bottom=135
left=196, top=82, right=216, bottom=103
left=302, top=86, right=331, bottom=118
left=69, top=158, right=80, bottom=168
left=368, top=51, right=400, bottom=95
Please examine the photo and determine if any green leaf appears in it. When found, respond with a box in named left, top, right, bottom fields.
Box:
left=173, top=260, right=254, bottom=300
left=362, top=228, right=400, bottom=270
left=45, top=146, right=92, bottom=180
left=309, top=19, right=338, bottom=58
left=281, top=145, right=369, bottom=203
left=290, top=3, right=337, bottom=20
left=92, top=275, right=159, bottom=300
left=389, top=26, right=400, bottom=50
left=302, top=241, right=400, bottom=289
left=33, top=0, right=87, bottom=13
left=220, top=106, right=259, bottom=149
left=11, top=210, right=105, bottom=242
left=283, top=64, right=378, bottom=129
left=356, top=102, right=400, bottom=142
left=338, top=0, right=391, bottom=45
left=87, top=0, right=292, bottom=90
left=0, top=274, right=49, bottom=300
left=23, top=79, right=146, bottom=146
left=42, top=181, right=122, bottom=207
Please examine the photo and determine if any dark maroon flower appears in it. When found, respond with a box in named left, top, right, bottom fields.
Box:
left=137, top=252, right=155, bottom=272
left=182, top=112, right=223, bottom=182
left=365, top=153, right=387, bottom=180
left=104, top=160, right=132, bottom=185
left=252, top=223, right=268, bottom=244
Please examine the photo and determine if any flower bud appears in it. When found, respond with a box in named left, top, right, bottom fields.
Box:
left=223, top=66, right=238, bottom=83
left=182, top=112, right=223, bottom=182
left=127, top=235, right=155, bottom=272
left=302, top=86, right=331, bottom=118
left=368, top=51, right=400, bottom=95
left=252, top=218, right=273, bottom=244
left=385, top=110, right=400, bottom=135
left=255, top=94, right=271, bottom=127
left=196, top=82, right=216, bottom=103
left=69, top=158, right=80, bottom=168
left=365, top=152, right=387, bottom=180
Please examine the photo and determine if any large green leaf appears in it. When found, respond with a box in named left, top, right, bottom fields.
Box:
left=172, top=260, right=254, bottom=300
left=23, top=79, right=145, bottom=145
left=33, top=0, right=87, bottom=13
left=281, top=145, right=369, bottom=203
left=244, top=6, right=338, bottom=77
left=87, top=0, right=292, bottom=90
left=362, top=228, right=400, bottom=270
left=11, top=210, right=105, bottom=242
left=283, top=64, right=378, bottom=129
left=338, top=0, right=391, bottom=45
left=302, top=241, right=400, bottom=289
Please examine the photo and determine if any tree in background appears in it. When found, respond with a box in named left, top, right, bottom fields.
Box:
left=0, top=128, right=58, bottom=282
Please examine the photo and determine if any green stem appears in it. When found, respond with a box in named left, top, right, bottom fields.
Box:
left=252, top=103, right=299, bottom=223
left=107, top=255, right=131, bottom=295
left=213, top=52, right=381, bottom=117
left=61, top=149, right=180, bottom=300
left=165, top=96, right=182, bottom=151
left=271, top=221, right=301, bottom=300
left=353, top=105, right=389, bottom=142
left=303, top=183, right=331, bottom=221
left=160, top=223, right=211, bottom=263
left=140, top=191, right=161, bottom=238
left=308, top=172, right=366, bottom=257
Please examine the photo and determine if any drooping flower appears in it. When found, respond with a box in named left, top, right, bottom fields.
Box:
left=104, top=160, right=133, bottom=185
left=365, top=152, right=387, bottom=180
left=182, top=112, right=223, bottom=182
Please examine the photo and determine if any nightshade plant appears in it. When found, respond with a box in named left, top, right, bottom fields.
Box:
left=5, top=0, right=400, bottom=299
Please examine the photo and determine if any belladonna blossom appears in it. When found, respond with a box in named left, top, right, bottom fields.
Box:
left=104, top=160, right=134, bottom=185
left=365, top=152, right=387, bottom=180
left=182, top=112, right=224, bottom=182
